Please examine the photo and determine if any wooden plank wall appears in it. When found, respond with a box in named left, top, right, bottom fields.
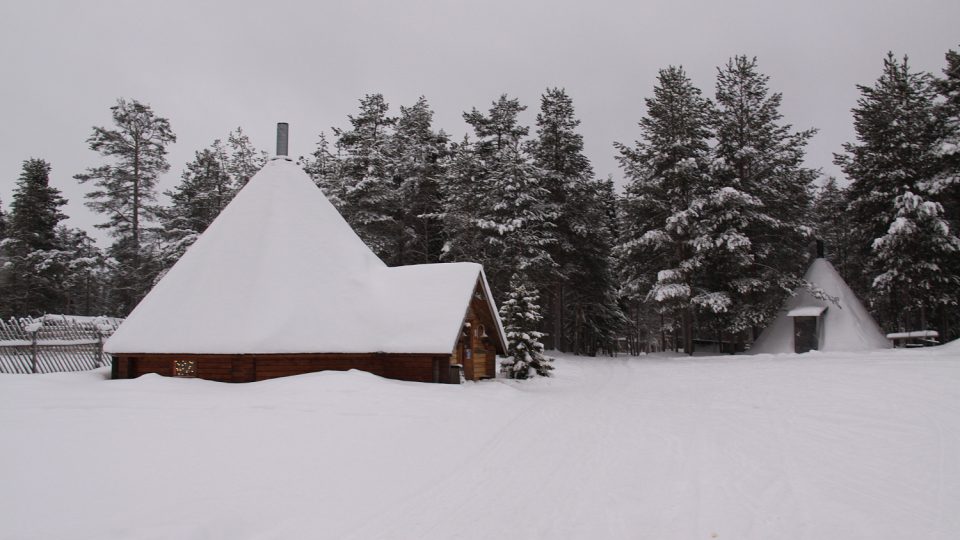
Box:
left=114, top=353, right=450, bottom=384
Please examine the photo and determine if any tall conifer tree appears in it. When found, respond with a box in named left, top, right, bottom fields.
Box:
left=811, top=177, right=854, bottom=281
left=709, top=56, right=817, bottom=338
left=386, top=97, right=449, bottom=264
left=835, top=53, right=956, bottom=333
left=333, top=94, right=400, bottom=261
left=1, top=159, right=69, bottom=316
left=530, top=88, right=622, bottom=353
left=455, top=95, right=557, bottom=299
left=159, top=144, right=233, bottom=267
left=226, top=127, right=267, bottom=189
left=615, top=66, right=714, bottom=354
left=75, top=98, right=176, bottom=314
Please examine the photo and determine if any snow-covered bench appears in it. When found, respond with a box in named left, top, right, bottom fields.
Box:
left=886, top=330, right=939, bottom=348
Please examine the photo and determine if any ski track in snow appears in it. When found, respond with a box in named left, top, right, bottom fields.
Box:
left=0, top=348, right=958, bottom=539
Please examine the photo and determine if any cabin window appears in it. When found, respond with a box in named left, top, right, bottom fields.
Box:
left=174, top=359, right=197, bottom=377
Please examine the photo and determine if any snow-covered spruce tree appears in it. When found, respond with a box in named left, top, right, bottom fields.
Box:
left=301, top=131, right=346, bottom=205
left=333, top=94, right=402, bottom=262
left=0, top=197, right=7, bottom=239
left=871, top=191, right=960, bottom=330
left=499, top=275, right=553, bottom=379
left=614, top=66, right=715, bottom=354
left=811, top=177, right=855, bottom=281
left=709, top=56, right=817, bottom=339
left=931, top=48, right=960, bottom=339
left=437, top=135, right=488, bottom=265
left=0, top=158, right=68, bottom=317
left=444, top=95, right=558, bottom=302
left=385, top=97, right=449, bottom=264
left=930, top=49, right=960, bottom=256
left=158, top=144, right=234, bottom=269
left=482, top=143, right=557, bottom=296
left=561, top=176, right=626, bottom=355
left=835, top=53, right=952, bottom=332
left=529, top=88, right=624, bottom=354
left=75, top=98, right=175, bottom=315
left=55, top=226, right=110, bottom=316
left=226, top=127, right=268, bottom=190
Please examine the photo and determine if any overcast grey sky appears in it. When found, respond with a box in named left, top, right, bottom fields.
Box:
left=1, top=0, right=958, bottom=242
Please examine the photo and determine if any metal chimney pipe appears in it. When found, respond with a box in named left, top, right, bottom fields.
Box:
left=276, top=122, right=289, bottom=156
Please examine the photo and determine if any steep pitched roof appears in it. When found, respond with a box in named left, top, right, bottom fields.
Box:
left=750, top=259, right=890, bottom=354
left=106, top=158, right=506, bottom=355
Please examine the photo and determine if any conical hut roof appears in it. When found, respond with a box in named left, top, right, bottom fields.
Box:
left=106, top=157, right=506, bottom=356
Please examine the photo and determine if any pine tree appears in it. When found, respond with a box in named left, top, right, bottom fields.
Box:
left=333, top=94, right=401, bottom=261
left=871, top=191, right=960, bottom=330
left=0, top=159, right=69, bottom=317
left=529, top=87, right=623, bottom=354
left=56, top=227, right=110, bottom=316
left=301, top=131, right=346, bottom=204
left=386, top=97, right=449, bottom=264
left=8, top=159, right=67, bottom=251
left=614, top=66, right=715, bottom=354
left=499, top=275, right=553, bottom=379
left=0, top=198, right=7, bottom=240
left=563, top=176, right=626, bottom=354
left=226, top=127, right=267, bottom=189
left=709, top=56, right=817, bottom=338
left=75, top=98, right=176, bottom=315
left=811, top=177, right=854, bottom=281
left=835, top=53, right=951, bottom=332
left=159, top=144, right=233, bottom=268
left=930, top=49, right=960, bottom=245
left=458, top=95, right=558, bottom=298
left=463, top=94, right=529, bottom=158
left=438, top=135, right=487, bottom=265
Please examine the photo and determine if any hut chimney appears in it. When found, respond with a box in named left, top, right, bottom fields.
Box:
left=276, top=122, right=289, bottom=156
left=816, top=239, right=825, bottom=259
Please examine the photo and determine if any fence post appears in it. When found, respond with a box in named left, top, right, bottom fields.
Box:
left=30, top=330, right=38, bottom=374
left=96, top=331, right=104, bottom=367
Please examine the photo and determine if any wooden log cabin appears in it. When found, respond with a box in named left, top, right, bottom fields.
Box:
left=106, top=125, right=507, bottom=384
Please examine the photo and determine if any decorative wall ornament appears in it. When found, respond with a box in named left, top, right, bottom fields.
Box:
left=174, top=359, right=197, bottom=377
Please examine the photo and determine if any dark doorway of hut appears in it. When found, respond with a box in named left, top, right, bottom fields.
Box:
left=793, top=317, right=818, bottom=353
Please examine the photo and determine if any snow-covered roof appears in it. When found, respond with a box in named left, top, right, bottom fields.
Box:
left=750, top=258, right=890, bottom=354
left=787, top=306, right=827, bottom=317
left=106, top=158, right=506, bottom=356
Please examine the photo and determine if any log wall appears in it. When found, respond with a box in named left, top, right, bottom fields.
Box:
left=112, top=353, right=452, bottom=384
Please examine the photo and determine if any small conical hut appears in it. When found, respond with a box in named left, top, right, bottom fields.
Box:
left=750, top=258, right=890, bottom=354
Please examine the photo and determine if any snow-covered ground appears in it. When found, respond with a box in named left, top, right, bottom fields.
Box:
left=1, top=346, right=958, bottom=539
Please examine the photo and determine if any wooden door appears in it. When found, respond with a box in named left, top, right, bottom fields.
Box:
left=793, top=316, right=818, bottom=353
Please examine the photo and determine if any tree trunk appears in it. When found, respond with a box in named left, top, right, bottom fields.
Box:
left=552, top=285, right=563, bottom=352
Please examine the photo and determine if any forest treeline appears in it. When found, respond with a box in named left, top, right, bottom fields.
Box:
left=2, top=49, right=958, bottom=355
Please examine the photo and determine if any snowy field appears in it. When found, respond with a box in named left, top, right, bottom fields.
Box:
left=1, top=347, right=958, bottom=540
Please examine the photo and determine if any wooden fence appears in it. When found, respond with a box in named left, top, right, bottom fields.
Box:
left=0, top=315, right=123, bottom=374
